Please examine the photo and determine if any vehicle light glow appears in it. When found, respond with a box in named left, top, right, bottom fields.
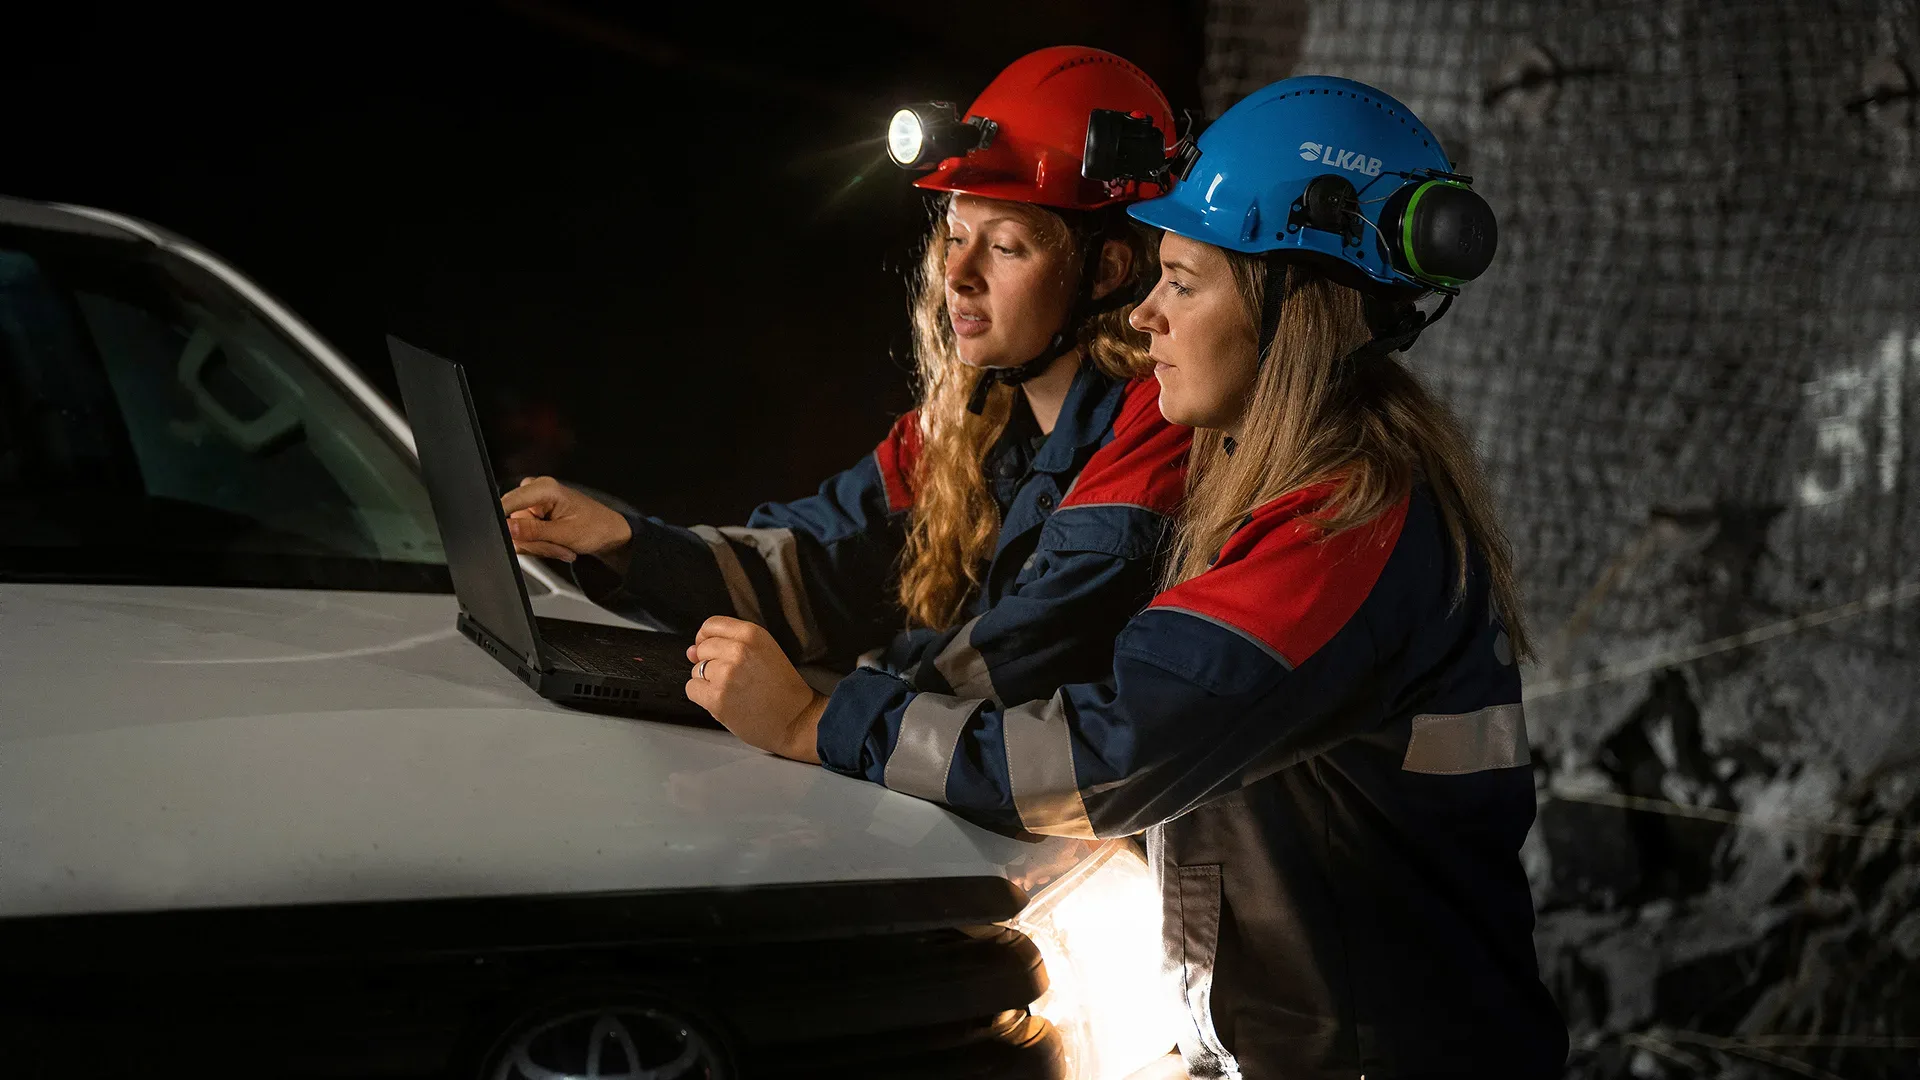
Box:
left=1013, top=839, right=1181, bottom=1080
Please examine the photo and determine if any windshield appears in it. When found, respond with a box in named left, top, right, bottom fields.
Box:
left=0, top=226, right=451, bottom=591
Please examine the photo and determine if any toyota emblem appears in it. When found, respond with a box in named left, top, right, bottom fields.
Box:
left=490, top=1005, right=725, bottom=1080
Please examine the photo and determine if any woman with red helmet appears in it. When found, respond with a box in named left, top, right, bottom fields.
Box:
left=503, top=48, right=1190, bottom=760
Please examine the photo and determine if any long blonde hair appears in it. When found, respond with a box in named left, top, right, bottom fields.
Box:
left=897, top=198, right=1157, bottom=628
left=1162, top=258, right=1532, bottom=659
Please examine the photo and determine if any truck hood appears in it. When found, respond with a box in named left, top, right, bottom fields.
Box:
left=0, top=584, right=1075, bottom=918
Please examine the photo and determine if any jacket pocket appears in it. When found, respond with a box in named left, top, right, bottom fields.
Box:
left=1117, top=613, right=1281, bottom=698
left=1038, top=504, right=1164, bottom=560
left=1170, top=863, right=1242, bottom=1079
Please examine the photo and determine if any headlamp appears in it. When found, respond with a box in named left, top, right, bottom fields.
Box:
left=886, top=102, right=997, bottom=170
left=1082, top=109, right=1197, bottom=187
left=1011, top=839, right=1183, bottom=1080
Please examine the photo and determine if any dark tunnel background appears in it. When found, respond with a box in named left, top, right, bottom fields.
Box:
left=2, top=1, right=1205, bottom=526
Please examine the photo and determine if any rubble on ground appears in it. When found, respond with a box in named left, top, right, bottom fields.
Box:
left=1526, top=511, right=1920, bottom=1080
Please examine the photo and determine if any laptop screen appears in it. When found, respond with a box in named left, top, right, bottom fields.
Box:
left=389, top=337, right=543, bottom=664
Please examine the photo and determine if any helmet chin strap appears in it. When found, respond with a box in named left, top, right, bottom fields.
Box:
left=965, top=328, right=1077, bottom=414
left=964, top=213, right=1136, bottom=415
left=1255, top=263, right=1294, bottom=361
left=1347, top=291, right=1452, bottom=362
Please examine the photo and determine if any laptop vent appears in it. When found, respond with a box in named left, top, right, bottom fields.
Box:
left=573, top=682, right=642, bottom=701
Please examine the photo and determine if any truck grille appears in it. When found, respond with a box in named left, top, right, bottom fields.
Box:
left=0, top=878, right=1065, bottom=1078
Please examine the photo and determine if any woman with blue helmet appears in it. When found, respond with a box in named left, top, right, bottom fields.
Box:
left=698, top=76, right=1567, bottom=1078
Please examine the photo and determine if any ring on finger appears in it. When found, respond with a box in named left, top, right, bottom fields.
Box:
left=697, top=659, right=710, bottom=680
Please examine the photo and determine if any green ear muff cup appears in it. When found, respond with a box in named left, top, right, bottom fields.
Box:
left=1398, top=181, right=1498, bottom=286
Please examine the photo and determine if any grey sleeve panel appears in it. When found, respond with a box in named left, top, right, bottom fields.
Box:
left=883, top=692, right=977, bottom=802
left=576, top=513, right=735, bottom=633
left=689, top=524, right=767, bottom=627
left=716, top=526, right=829, bottom=662
left=1002, top=692, right=1098, bottom=839
left=1401, top=703, right=1530, bottom=775
left=929, top=615, right=1000, bottom=706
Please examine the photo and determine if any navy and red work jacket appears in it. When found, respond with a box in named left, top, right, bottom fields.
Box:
left=576, top=362, right=1189, bottom=713
left=817, top=482, right=1568, bottom=1079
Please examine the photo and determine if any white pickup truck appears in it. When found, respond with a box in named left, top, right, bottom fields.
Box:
left=0, top=196, right=1173, bottom=1080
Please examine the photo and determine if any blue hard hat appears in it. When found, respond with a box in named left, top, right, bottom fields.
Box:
left=1130, top=75, right=1493, bottom=293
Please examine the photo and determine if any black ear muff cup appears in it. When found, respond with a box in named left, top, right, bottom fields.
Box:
left=1300, top=174, right=1362, bottom=240
left=1387, top=181, right=1498, bottom=285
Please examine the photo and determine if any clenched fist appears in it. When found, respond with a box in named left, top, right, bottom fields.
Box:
left=500, top=476, right=633, bottom=564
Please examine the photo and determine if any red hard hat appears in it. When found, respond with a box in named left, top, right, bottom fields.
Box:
left=915, top=46, right=1175, bottom=211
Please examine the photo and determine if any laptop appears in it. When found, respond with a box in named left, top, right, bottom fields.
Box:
left=389, top=336, right=710, bottom=722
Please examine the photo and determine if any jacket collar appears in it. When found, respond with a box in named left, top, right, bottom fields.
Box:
left=1030, top=360, right=1124, bottom=475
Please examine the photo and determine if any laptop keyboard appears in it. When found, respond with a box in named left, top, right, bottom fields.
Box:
left=537, top=618, right=689, bottom=688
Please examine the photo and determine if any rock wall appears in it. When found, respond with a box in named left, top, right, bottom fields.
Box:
left=1200, top=1, right=1920, bottom=1075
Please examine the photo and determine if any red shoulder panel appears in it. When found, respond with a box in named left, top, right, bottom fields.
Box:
left=1150, top=488, right=1407, bottom=667
left=873, top=410, right=923, bottom=513
left=1060, top=378, right=1190, bottom=514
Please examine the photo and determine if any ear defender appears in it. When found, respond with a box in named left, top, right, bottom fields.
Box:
left=1380, top=179, right=1499, bottom=288
left=1286, top=172, right=1498, bottom=292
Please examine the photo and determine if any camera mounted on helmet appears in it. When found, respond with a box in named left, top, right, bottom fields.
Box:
left=1081, top=109, right=1201, bottom=192
left=887, top=103, right=1000, bottom=170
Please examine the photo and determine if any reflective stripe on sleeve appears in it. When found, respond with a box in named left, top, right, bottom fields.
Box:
left=1003, top=692, right=1097, bottom=838
left=930, top=615, right=1000, bottom=705
left=717, top=526, right=828, bottom=661
left=1402, top=703, right=1530, bottom=775
left=689, top=525, right=766, bottom=627
left=882, top=692, right=976, bottom=802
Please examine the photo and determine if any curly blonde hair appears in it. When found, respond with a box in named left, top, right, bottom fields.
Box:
left=896, top=197, right=1158, bottom=628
